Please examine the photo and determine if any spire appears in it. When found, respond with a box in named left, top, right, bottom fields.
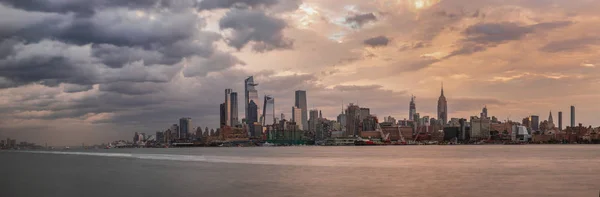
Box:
left=441, top=82, right=444, bottom=97
left=549, top=110, right=553, bottom=123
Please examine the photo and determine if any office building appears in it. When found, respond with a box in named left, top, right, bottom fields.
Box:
left=230, top=92, right=238, bottom=126
left=570, top=105, right=575, bottom=127
left=292, top=106, right=302, bottom=127
left=530, top=115, right=539, bottom=131
left=245, top=76, right=260, bottom=126
left=481, top=106, right=488, bottom=118
left=309, top=109, right=319, bottom=132
left=346, top=103, right=360, bottom=137
left=409, top=95, right=416, bottom=121
left=359, top=108, right=370, bottom=120
left=247, top=100, right=259, bottom=137
left=262, top=95, right=275, bottom=126
left=337, top=111, right=346, bottom=132
left=170, top=124, right=179, bottom=139
left=219, top=103, right=226, bottom=127
left=295, top=90, right=308, bottom=131
left=179, top=118, right=192, bottom=139
left=558, top=111, right=563, bottom=130
left=548, top=111, right=553, bottom=124
left=225, top=89, right=232, bottom=126
left=437, top=83, right=448, bottom=125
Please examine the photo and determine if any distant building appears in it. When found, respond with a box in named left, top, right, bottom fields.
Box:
left=309, top=109, right=319, bottom=132
left=247, top=100, right=259, bottom=137
left=409, top=95, right=416, bottom=121
left=570, top=105, right=575, bottom=127
left=359, top=108, right=370, bottom=121
left=295, top=90, right=308, bottom=131
left=481, top=106, right=488, bottom=118
left=230, top=92, right=239, bottom=126
left=558, top=111, right=563, bottom=131
left=437, top=83, right=448, bottom=125
left=245, top=76, right=260, bottom=128
left=219, top=103, right=226, bottom=127
left=361, top=115, right=378, bottom=131
left=179, top=118, right=192, bottom=139
left=262, top=95, right=276, bottom=126
left=225, top=89, right=233, bottom=126
left=531, top=115, right=539, bottom=132
left=346, top=103, right=360, bottom=137
left=470, top=116, right=491, bottom=140
left=548, top=111, right=553, bottom=124
left=292, top=106, right=302, bottom=129
left=156, top=131, right=165, bottom=143
left=337, top=109, right=346, bottom=132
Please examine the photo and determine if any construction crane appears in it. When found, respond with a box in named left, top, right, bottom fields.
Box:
left=375, top=123, right=390, bottom=143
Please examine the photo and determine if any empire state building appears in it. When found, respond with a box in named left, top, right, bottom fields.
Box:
left=437, top=83, right=448, bottom=125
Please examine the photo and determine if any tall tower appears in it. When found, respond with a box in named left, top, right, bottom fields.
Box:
left=558, top=111, right=563, bottom=130
left=295, top=90, right=308, bottom=131
left=230, top=92, right=238, bottom=126
left=262, top=95, right=275, bottom=126
left=409, top=95, right=416, bottom=121
left=437, top=83, right=448, bottom=125
left=346, top=103, right=360, bottom=137
left=548, top=111, right=553, bottom=124
left=179, top=118, right=192, bottom=139
left=481, top=106, right=488, bottom=118
left=245, top=76, right=259, bottom=126
left=570, top=105, right=575, bottom=127
left=225, top=89, right=232, bottom=126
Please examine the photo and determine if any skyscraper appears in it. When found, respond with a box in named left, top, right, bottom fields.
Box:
left=346, top=103, right=360, bottom=137
left=248, top=100, right=259, bottom=136
left=225, top=89, right=232, bottom=126
left=437, top=83, right=448, bottom=125
left=548, top=111, right=553, bottom=124
left=179, top=118, right=192, bottom=139
left=309, top=109, right=319, bottom=132
left=292, top=106, right=302, bottom=126
left=570, top=105, right=575, bottom=127
left=409, top=95, right=416, bottom=121
left=558, top=111, right=563, bottom=130
left=481, top=106, right=488, bottom=118
left=262, top=95, right=275, bottom=126
left=337, top=109, right=346, bottom=132
left=219, top=103, right=226, bottom=127
left=230, top=92, right=238, bottom=126
left=530, top=115, right=539, bottom=131
left=295, top=90, right=308, bottom=131
left=359, top=108, right=370, bottom=121
left=245, top=76, right=259, bottom=126
left=171, top=124, right=179, bottom=139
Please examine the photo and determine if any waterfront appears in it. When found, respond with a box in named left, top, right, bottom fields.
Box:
left=2, top=145, right=600, bottom=197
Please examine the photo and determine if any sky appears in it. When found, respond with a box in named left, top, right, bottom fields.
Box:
left=0, top=0, right=599, bottom=146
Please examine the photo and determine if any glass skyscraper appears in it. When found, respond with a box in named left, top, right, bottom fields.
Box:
left=295, top=90, right=308, bottom=131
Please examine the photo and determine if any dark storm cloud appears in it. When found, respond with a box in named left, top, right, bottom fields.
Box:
left=0, top=0, right=190, bottom=16
left=63, top=84, right=94, bottom=93
left=363, top=36, right=390, bottom=47
left=447, top=21, right=572, bottom=58
left=219, top=9, right=293, bottom=52
left=539, top=37, right=600, bottom=53
left=197, top=0, right=278, bottom=10
left=345, top=13, right=377, bottom=28
left=0, top=55, right=98, bottom=88
left=183, top=52, right=245, bottom=78
left=99, top=82, right=165, bottom=95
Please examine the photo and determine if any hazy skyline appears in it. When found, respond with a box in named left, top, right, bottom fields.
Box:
left=0, top=0, right=599, bottom=146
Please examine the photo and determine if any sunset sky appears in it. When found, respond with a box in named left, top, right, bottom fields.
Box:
left=0, top=0, right=599, bottom=145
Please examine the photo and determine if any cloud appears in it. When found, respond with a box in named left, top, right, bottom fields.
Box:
left=63, top=84, right=94, bottom=93
left=197, top=0, right=279, bottom=10
left=345, top=13, right=377, bottom=28
left=0, top=0, right=190, bottom=16
left=447, top=21, right=572, bottom=58
left=183, top=52, right=245, bottom=78
left=219, top=9, right=293, bottom=52
left=539, top=37, right=600, bottom=53
left=363, top=36, right=390, bottom=47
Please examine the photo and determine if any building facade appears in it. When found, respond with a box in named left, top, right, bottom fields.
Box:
left=346, top=103, right=360, bottom=137
left=245, top=76, right=259, bottom=126
left=570, top=105, right=575, bottom=127
left=309, top=109, right=319, bottom=132
left=295, top=90, right=308, bottom=131
left=437, top=84, right=448, bottom=125
left=409, top=95, right=416, bottom=121
left=558, top=111, right=563, bottom=131
left=179, top=118, right=192, bottom=139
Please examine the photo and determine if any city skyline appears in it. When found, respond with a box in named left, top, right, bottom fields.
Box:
left=0, top=0, right=599, bottom=146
